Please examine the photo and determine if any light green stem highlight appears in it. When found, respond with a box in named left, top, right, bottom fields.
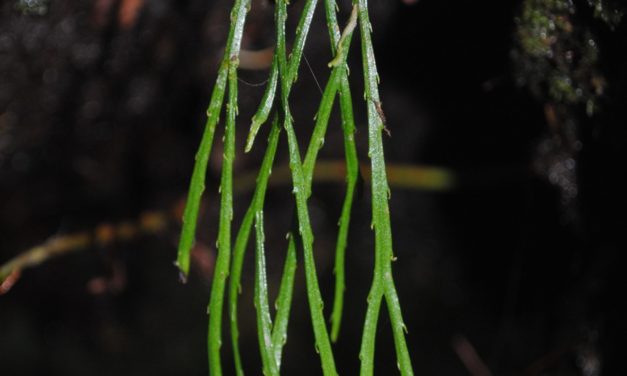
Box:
left=207, top=57, right=240, bottom=375
left=254, top=211, right=279, bottom=376
left=229, top=118, right=281, bottom=376
left=356, top=0, right=414, bottom=375
left=176, top=0, right=250, bottom=279
left=321, top=1, right=361, bottom=342
left=276, top=0, right=338, bottom=373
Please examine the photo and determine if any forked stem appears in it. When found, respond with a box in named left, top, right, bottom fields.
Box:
left=356, top=0, right=414, bottom=375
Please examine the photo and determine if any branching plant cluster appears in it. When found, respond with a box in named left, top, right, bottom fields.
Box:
left=175, top=0, right=414, bottom=374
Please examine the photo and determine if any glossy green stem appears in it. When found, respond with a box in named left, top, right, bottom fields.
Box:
left=254, top=211, right=279, bottom=376
left=276, top=0, right=338, bottom=373
left=207, top=58, right=239, bottom=376
left=321, top=1, right=360, bottom=342
left=270, top=232, right=298, bottom=368
left=356, top=0, right=414, bottom=375
left=246, top=57, right=279, bottom=152
left=229, top=119, right=281, bottom=376
left=245, top=0, right=320, bottom=152
left=176, top=0, right=250, bottom=279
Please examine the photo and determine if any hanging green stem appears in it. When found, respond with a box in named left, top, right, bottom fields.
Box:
left=356, top=0, right=414, bottom=375
left=176, top=0, right=251, bottom=280
left=254, top=211, right=280, bottom=376
left=296, top=1, right=360, bottom=342
left=207, top=58, right=240, bottom=376
left=384, top=275, right=412, bottom=373
left=285, top=0, right=319, bottom=85
left=282, top=116, right=339, bottom=376
left=302, top=67, right=346, bottom=188
left=231, top=0, right=336, bottom=370
left=229, top=118, right=281, bottom=376
left=270, top=232, right=297, bottom=367
left=303, top=4, right=358, bottom=189
left=321, top=1, right=360, bottom=342
left=245, top=0, right=320, bottom=152
left=246, top=56, right=279, bottom=152
left=276, top=0, right=338, bottom=373
left=358, top=238, right=384, bottom=376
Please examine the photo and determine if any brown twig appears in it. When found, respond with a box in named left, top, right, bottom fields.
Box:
left=0, top=211, right=167, bottom=292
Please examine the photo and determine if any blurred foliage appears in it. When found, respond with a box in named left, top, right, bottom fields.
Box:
left=14, top=0, right=49, bottom=16
left=586, top=0, right=624, bottom=28
left=512, top=0, right=625, bottom=218
left=513, top=0, right=606, bottom=114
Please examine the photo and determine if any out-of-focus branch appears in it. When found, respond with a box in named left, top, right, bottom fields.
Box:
left=451, top=335, right=493, bottom=376
left=0, top=160, right=454, bottom=292
left=235, top=160, right=456, bottom=194
left=1, top=233, right=90, bottom=290
left=0, top=212, right=167, bottom=293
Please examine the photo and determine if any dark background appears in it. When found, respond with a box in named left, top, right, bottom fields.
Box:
left=1, top=0, right=626, bottom=374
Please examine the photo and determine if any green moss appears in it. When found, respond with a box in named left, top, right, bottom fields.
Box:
left=549, top=74, right=578, bottom=103
left=513, top=0, right=606, bottom=113
left=15, top=0, right=49, bottom=16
